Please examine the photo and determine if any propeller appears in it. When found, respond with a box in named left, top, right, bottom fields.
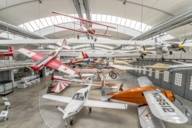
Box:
left=142, top=46, right=146, bottom=51
left=178, top=38, right=187, bottom=52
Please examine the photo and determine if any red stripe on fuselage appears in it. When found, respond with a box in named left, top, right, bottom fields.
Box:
left=31, top=54, right=44, bottom=61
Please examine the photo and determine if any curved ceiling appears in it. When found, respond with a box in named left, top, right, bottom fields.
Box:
left=0, top=0, right=191, bottom=49
left=16, top=14, right=151, bottom=40
left=19, top=14, right=151, bottom=32
left=0, top=0, right=191, bottom=25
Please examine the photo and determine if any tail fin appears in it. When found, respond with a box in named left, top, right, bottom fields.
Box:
left=82, top=51, right=89, bottom=59
left=8, top=46, right=14, bottom=56
left=8, top=46, right=13, bottom=52
left=56, top=39, right=71, bottom=50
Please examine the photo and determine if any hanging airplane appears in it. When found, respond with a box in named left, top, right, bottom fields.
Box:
left=48, top=74, right=122, bottom=93
left=18, top=40, right=79, bottom=77
left=0, top=46, right=14, bottom=57
left=42, top=78, right=128, bottom=126
left=103, top=76, right=188, bottom=127
left=52, top=11, right=116, bottom=41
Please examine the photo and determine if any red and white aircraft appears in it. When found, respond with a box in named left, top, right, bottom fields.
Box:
left=18, top=40, right=79, bottom=77
left=52, top=11, right=116, bottom=41
left=67, top=51, right=91, bottom=65
left=0, top=46, right=14, bottom=57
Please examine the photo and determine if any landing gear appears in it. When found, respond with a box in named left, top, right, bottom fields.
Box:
left=87, top=35, right=90, bottom=39
left=161, top=57, right=165, bottom=62
left=169, top=51, right=173, bottom=55
left=109, top=71, right=117, bottom=79
left=77, top=35, right=80, bottom=39
left=88, top=107, right=92, bottom=113
left=65, top=117, right=74, bottom=127
left=69, top=119, right=74, bottom=126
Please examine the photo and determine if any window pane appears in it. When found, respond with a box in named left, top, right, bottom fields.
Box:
left=56, top=16, right=63, bottom=24
left=92, top=14, right=97, bottom=21
left=97, top=14, right=101, bottom=21
left=106, top=15, right=111, bottom=22
left=120, top=18, right=126, bottom=26
left=51, top=16, right=58, bottom=24
left=101, top=15, right=106, bottom=22
left=34, top=20, right=44, bottom=29
left=125, top=19, right=131, bottom=27
left=111, top=16, right=116, bottom=24
left=45, top=17, right=53, bottom=26
left=30, top=21, right=39, bottom=31
left=40, top=18, right=48, bottom=28
left=116, top=17, right=121, bottom=24
left=24, top=23, right=34, bottom=31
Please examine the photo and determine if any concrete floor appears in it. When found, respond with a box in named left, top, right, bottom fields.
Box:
left=0, top=72, right=192, bottom=128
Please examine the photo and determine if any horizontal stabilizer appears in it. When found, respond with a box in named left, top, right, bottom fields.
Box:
left=42, top=94, right=71, bottom=103
left=84, top=100, right=128, bottom=110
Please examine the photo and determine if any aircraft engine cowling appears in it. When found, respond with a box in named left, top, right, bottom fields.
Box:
left=163, top=90, right=175, bottom=102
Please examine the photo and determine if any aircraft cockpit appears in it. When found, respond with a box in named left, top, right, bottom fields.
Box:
left=72, top=93, right=85, bottom=101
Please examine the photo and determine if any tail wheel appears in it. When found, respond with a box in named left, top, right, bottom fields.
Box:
left=77, top=35, right=80, bottom=39
left=140, top=55, right=144, bottom=59
left=109, top=71, right=117, bottom=79
left=69, top=119, right=74, bottom=126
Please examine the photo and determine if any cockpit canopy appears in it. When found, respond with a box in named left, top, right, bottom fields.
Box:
left=72, top=93, right=84, bottom=101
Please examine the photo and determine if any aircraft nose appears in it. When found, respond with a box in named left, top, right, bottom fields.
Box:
left=63, top=113, right=69, bottom=120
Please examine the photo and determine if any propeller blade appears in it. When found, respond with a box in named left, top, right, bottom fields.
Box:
left=142, top=46, right=146, bottom=51
left=182, top=38, right=187, bottom=44
left=182, top=48, right=186, bottom=52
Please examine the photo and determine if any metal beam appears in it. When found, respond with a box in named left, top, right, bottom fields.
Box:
left=73, top=0, right=83, bottom=18
left=83, top=0, right=91, bottom=20
left=0, top=0, right=41, bottom=12
left=0, top=20, right=46, bottom=39
left=133, top=9, right=192, bottom=40
left=120, top=0, right=174, bottom=16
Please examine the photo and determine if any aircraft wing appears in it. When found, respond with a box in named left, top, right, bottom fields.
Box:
left=53, top=11, right=116, bottom=29
left=94, top=33, right=112, bottom=37
left=84, top=100, right=128, bottom=110
left=109, top=64, right=140, bottom=71
left=144, top=90, right=188, bottom=124
left=55, top=25, right=87, bottom=34
left=18, top=48, right=44, bottom=61
left=18, top=48, right=78, bottom=76
left=42, top=94, right=71, bottom=103
left=46, top=59, right=78, bottom=76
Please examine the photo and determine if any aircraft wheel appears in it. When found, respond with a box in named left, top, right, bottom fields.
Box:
left=94, top=38, right=97, bottom=42
left=169, top=51, right=173, bottom=55
left=161, top=56, right=165, bottom=61
left=140, top=55, right=144, bottom=59
left=109, top=71, right=117, bottom=79
left=88, top=107, right=92, bottom=113
left=69, top=119, right=74, bottom=126
left=77, top=35, right=80, bottom=39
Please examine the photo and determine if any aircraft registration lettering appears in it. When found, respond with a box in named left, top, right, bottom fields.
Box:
left=153, top=92, right=175, bottom=113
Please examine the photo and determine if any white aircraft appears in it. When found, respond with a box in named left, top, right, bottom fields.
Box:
left=42, top=78, right=128, bottom=126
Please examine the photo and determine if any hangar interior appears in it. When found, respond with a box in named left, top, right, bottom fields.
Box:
left=0, top=0, right=192, bottom=128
